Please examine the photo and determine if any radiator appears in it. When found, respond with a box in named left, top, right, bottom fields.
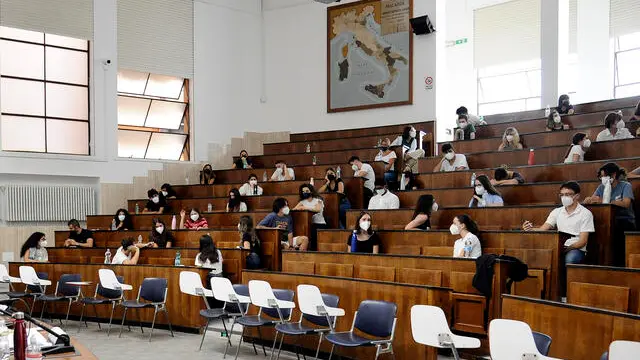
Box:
left=2, top=185, right=96, bottom=222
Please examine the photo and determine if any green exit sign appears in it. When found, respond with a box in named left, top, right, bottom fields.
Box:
left=455, top=38, right=468, bottom=45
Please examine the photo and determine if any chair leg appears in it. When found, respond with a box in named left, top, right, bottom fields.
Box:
left=119, top=308, right=128, bottom=338
left=164, top=309, right=174, bottom=337
left=221, top=318, right=232, bottom=347
left=269, top=331, right=279, bottom=360
left=199, top=319, right=210, bottom=351
left=314, top=333, right=324, bottom=360
left=92, top=304, right=102, bottom=329
left=234, top=327, right=245, bottom=360
left=449, top=344, right=460, bottom=360
left=65, top=299, right=72, bottom=327
left=223, top=318, right=236, bottom=359
left=77, top=304, right=86, bottom=333
left=148, top=307, right=159, bottom=342
left=39, top=301, right=46, bottom=320
left=328, top=344, right=334, bottom=360
left=107, top=302, right=116, bottom=337
left=295, top=344, right=301, bottom=360
left=257, top=326, right=267, bottom=356
left=277, top=332, right=285, bottom=360
left=138, top=309, right=145, bottom=334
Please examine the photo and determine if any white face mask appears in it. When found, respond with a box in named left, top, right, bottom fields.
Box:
left=190, top=214, right=199, bottom=222
left=249, top=180, right=258, bottom=186
left=282, top=206, right=290, bottom=215
left=601, top=176, right=612, bottom=185
left=376, top=188, right=386, bottom=195
left=151, top=196, right=160, bottom=204
left=351, top=164, right=359, bottom=171
left=553, top=114, right=561, bottom=123
left=445, top=152, right=455, bottom=161
left=409, top=129, right=417, bottom=138
left=506, top=135, right=514, bottom=142
left=459, top=122, right=468, bottom=128
left=475, top=186, right=485, bottom=195
left=617, top=120, right=625, bottom=129
left=39, top=240, right=48, bottom=247
left=431, top=202, right=439, bottom=212
left=582, top=139, right=591, bottom=148
left=118, top=214, right=126, bottom=221
left=155, top=226, right=164, bottom=234
left=561, top=195, right=574, bottom=207
left=449, top=224, right=460, bottom=235
left=162, top=191, right=168, bottom=197
left=359, top=221, right=371, bottom=231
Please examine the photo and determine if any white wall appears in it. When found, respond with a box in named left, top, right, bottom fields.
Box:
left=259, top=0, right=443, bottom=138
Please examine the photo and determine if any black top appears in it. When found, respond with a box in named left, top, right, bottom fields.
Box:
left=557, top=104, right=574, bottom=115
left=234, top=157, right=253, bottom=169
left=346, top=232, right=381, bottom=254
left=416, top=217, right=431, bottom=230
left=145, top=197, right=167, bottom=213
left=69, top=229, right=94, bottom=245
left=149, top=231, right=175, bottom=248
left=115, top=217, right=134, bottom=231
left=510, top=171, right=526, bottom=184
left=242, top=232, right=261, bottom=255
left=326, top=178, right=347, bottom=200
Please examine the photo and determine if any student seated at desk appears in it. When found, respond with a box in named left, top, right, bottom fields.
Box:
left=498, top=127, right=523, bottom=151
left=160, top=183, right=177, bottom=200
left=257, top=198, right=309, bottom=251
left=238, top=216, right=261, bottom=269
left=270, top=160, right=295, bottom=182
left=113, top=208, right=134, bottom=231
left=563, top=133, right=591, bottom=164
left=319, top=167, right=350, bottom=229
left=226, top=188, right=247, bottom=212
left=557, top=94, right=575, bottom=115
left=491, top=166, right=525, bottom=186
left=546, top=110, right=565, bottom=131
left=454, top=115, right=476, bottom=140
left=239, top=174, right=263, bottom=196
left=64, top=219, right=94, bottom=248
left=470, top=175, right=504, bottom=208
left=111, top=237, right=140, bottom=265
left=456, top=106, right=486, bottom=126
left=143, top=189, right=166, bottom=214
left=390, top=126, right=425, bottom=174
left=368, top=183, right=400, bottom=210
left=20, top=232, right=48, bottom=263
left=375, top=138, right=397, bottom=188
left=143, top=218, right=174, bottom=248
left=347, top=211, right=380, bottom=254
left=233, top=150, right=253, bottom=170
left=200, top=164, right=216, bottom=185
left=180, top=208, right=208, bottom=230
left=433, top=143, right=469, bottom=172
left=405, top=194, right=437, bottom=231
left=450, top=215, right=481, bottom=258
left=349, top=155, right=376, bottom=207
left=596, top=112, right=633, bottom=142
left=195, top=234, right=223, bottom=275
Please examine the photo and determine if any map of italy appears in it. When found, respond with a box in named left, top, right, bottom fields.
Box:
left=332, top=5, right=408, bottom=99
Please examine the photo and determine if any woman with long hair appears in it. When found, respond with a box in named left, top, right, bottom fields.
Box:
left=390, top=125, right=425, bottom=173
left=20, top=232, right=48, bottom=262
left=195, top=234, right=223, bottom=275
left=293, top=183, right=326, bottom=250
left=546, top=109, right=564, bottom=131
left=226, top=188, right=247, bottom=212
left=113, top=208, right=133, bottom=231
left=563, top=132, right=590, bottom=163
left=556, top=94, right=574, bottom=115
left=147, top=218, right=174, bottom=248
left=200, top=164, right=216, bottom=185
left=498, top=127, right=523, bottom=151
left=318, top=167, right=350, bottom=228
left=347, top=211, right=380, bottom=254
left=180, top=207, right=209, bottom=230
left=405, top=195, right=438, bottom=230
left=469, top=175, right=504, bottom=207
left=238, top=215, right=261, bottom=269
left=450, top=214, right=481, bottom=258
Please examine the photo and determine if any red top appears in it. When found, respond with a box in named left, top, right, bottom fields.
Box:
left=185, top=217, right=208, bottom=229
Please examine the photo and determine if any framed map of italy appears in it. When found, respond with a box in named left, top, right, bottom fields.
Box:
left=327, top=0, right=413, bottom=113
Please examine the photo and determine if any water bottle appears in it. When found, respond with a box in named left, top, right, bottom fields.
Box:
left=207, top=203, right=213, bottom=212
left=174, top=251, right=181, bottom=266
left=336, top=166, right=342, bottom=179
left=137, top=235, right=143, bottom=244
left=111, top=219, right=117, bottom=231
left=603, top=181, right=612, bottom=204
left=253, top=185, right=258, bottom=195
left=463, top=240, right=472, bottom=258
left=350, top=230, right=358, bottom=253
left=171, top=215, right=177, bottom=230
left=377, top=138, right=382, bottom=147
left=545, top=105, right=551, bottom=117
left=263, top=171, right=268, bottom=182
left=312, top=155, right=317, bottom=165
left=470, top=173, right=476, bottom=187
left=400, top=173, right=406, bottom=191
left=135, top=203, right=140, bottom=214
left=185, top=176, right=190, bottom=185
left=12, top=312, right=26, bottom=360
left=310, top=178, right=314, bottom=186
left=306, top=144, right=311, bottom=153
left=528, top=149, right=535, bottom=166
left=104, top=248, right=112, bottom=264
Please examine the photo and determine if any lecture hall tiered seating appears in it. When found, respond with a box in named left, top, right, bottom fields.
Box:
left=8, top=96, right=640, bottom=359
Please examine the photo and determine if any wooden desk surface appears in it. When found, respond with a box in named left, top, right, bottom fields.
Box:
left=290, top=120, right=435, bottom=143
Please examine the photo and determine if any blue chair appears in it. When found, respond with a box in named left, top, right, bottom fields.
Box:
left=119, top=278, right=174, bottom=341
left=532, top=331, right=552, bottom=356
left=78, top=274, right=126, bottom=335
left=326, top=300, right=397, bottom=360
left=38, top=274, right=81, bottom=325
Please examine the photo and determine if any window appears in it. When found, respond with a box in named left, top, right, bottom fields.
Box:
left=0, top=26, right=89, bottom=155
left=614, top=32, right=640, bottom=98
left=477, top=60, right=542, bottom=116
left=116, top=70, right=189, bottom=161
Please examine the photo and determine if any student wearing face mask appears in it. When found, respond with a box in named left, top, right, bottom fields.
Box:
left=233, top=150, right=253, bottom=170
left=368, top=182, right=400, bottom=210
left=390, top=126, right=425, bottom=173
left=434, top=143, right=469, bottom=172
left=258, top=198, right=309, bottom=251
left=498, top=127, right=523, bottom=151
left=111, top=237, right=140, bottom=265
left=405, top=195, right=437, bottom=230
left=631, top=100, right=640, bottom=122
left=491, top=166, right=525, bottom=186
left=348, top=156, right=376, bottom=207
left=563, top=133, right=590, bottom=164
left=375, top=138, right=398, bottom=189
left=596, top=111, right=634, bottom=142
left=160, top=183, right=177, bottom=200
left=456, top=106, right=486, bottom=126
left=455, top=115, right=476, bottom=140
left=469, top=175, right=504, bottom=208
left=347, top=211, right=380, bottom=254
left=64, top=219, right=94, bottom=248
left=546, top=110, right=565, bottom=131
left=143, top=189, right=166, bottom=214
left=179, top=208, right=209, bottom=230
left=239, top=174, right=264, bottom=196
left=200, top=164, right=216, bottom=185
left=450, top=214, right=481, bottom=258
left=271, top=160, right=295, bottom=182
left=113, top=209, right=134, bottom=231
left=584, top=163, right=635, bottom=266
left=319, top=167, right=350, bottom=229
left=21, top=232, right=49, bottom=262
left=147, top=218, right=174, bottom=248
left=293, top=184, right=326, bottom=250
left=556, top=94, right=575, bottom=115
left=226, top=188, right=248, bottom=212
left=238, top=216, right=261, bottom=269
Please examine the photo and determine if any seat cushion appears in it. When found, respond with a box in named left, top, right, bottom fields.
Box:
left=38, top=295, right=65, bottom=302
left=81, top=297, right=112, bottom=305
left=122, top=300, right=154, bottom=309
left=200, top=308, right=226, bottom=319
left=275, top=323, right=318, bottom=336
left=235, top=315, right=275, bottom=327
left=7, top=292, right=28, bottom=298
left=325, top=332, right=374, bottom=347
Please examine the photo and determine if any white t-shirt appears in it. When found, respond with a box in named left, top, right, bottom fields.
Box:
left=271, top=168, right=295, bottom=181
left=227, top=202, right=248, bottom=212
left=544, top=204, right=595, bottom=251
left=368, top=191, right=400, bottom=210
left=440, top=154, right=469, bottom=172
left=391, top=136, right=418, bottom=152
left=111, top=247, right=130, bottom=265
left=453, top=233, right=482, bottom=258
left=194, top=250, right=223, bottom=275
left=239, top=183, right=263, bottom=196
left=356, top=163, right=376, bottom=191
left=299, top=197, right=326, bottom=224
left=375, top=151, right=397, bottom=171
left=564, top=145, right=585, bottom=163
left=596, top=128, right=634, bottom=142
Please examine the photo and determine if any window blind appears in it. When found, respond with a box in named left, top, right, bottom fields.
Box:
left=474, top=0, right=541, bottom=69
left=117, top=0, right=194, bottom=79
left=610, top=0, right=640, bottom=37
left=0, top=0, right=93, bottom=40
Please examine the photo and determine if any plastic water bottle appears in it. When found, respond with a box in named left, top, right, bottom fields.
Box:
left=463, top=240, right=472, bottom=258
left=104, top=249, right=112, bottom=264
left=111, top=219, right=117, bottom=231
left=350, top=230, right=358, bottom=253
left=135, top=203, right=140, bottom=214
left=312, top=155, right=317, bottom=165
left=603, top=181, right=612, bottom=204
left=336, top=166, right=342, bottom=179
left=470, top=173, right=476, bottom=187
left=528, top=149, right=535, bottom=166
left=263, top=171, right=268, bottom=182
left=377, top=138, right=382, bottom=147
left=171, top=215, right=177, bottom=230
left=545, top=105, right=551, bottom=117
left=253, top=185, right=258, bottom=195
left=137, top=235, right=143, bottom=244
left=207, top=203, right=213, bottom=212
left=174, top=251, right=181, bottom=266
left=306, top=144, right=311, bottom=153
left=400, top=173, right=406, bottom=191
left=310, top=178, right=314, bottom=186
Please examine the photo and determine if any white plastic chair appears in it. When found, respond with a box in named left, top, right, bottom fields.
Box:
left=210, top=277, right=251, bottom=358
left=609, top=340, right=640, bottom=360
left=18, top=266, right=51, bottom=316
left=411, top=305, right=480, bottom=360
left=98, top=269, right=133, bottom=292
left=0, top=264, right=22, bottom=288
left=489, top=319, right=563, bottom=360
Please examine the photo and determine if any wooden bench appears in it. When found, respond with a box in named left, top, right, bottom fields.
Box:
left=566, top=264, right=640, bottom=314
left=54, top=229, right=283, bottom=271
left=290, top=120, right=435, bottom=143
left=501, top=294, right=640, bottom=359
left=317, top=229, right=562, bottom=300
left=625, top=232, right=640, bottom=268
left=241, top=269, right=450, bottom=360
left=346, top=205, right=615, bottom=265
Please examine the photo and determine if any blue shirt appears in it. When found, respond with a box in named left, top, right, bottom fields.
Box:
left=595, top=181, right=635, bottom=221
left=469, top=193, right=504, bottom=208
left=258, top=212, right=293, bottom=234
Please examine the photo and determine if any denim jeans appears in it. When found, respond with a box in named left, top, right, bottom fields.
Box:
left=565, top=249, right=586, bottom=264
left=338, top=199, right=351, bottom=229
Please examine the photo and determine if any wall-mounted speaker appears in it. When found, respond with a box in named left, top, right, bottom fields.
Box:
left=409, top=15, right=435, bottom=35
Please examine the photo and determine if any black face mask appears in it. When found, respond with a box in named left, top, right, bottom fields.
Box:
left=241, top=154, right=247, bottom=158
left=327, top=174, right=336, bottom=181
left=301, top=192, right=312, bottom=199
left=204, top=168, right=212, bottom=174
left=380, top=146, right=389, bottom=151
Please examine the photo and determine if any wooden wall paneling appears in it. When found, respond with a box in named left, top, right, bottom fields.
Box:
left=568, top=282, right=630, bottom=312
left=567, top=264, right=640, bottom=315
left=626, top=232, right=640, bottom=268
